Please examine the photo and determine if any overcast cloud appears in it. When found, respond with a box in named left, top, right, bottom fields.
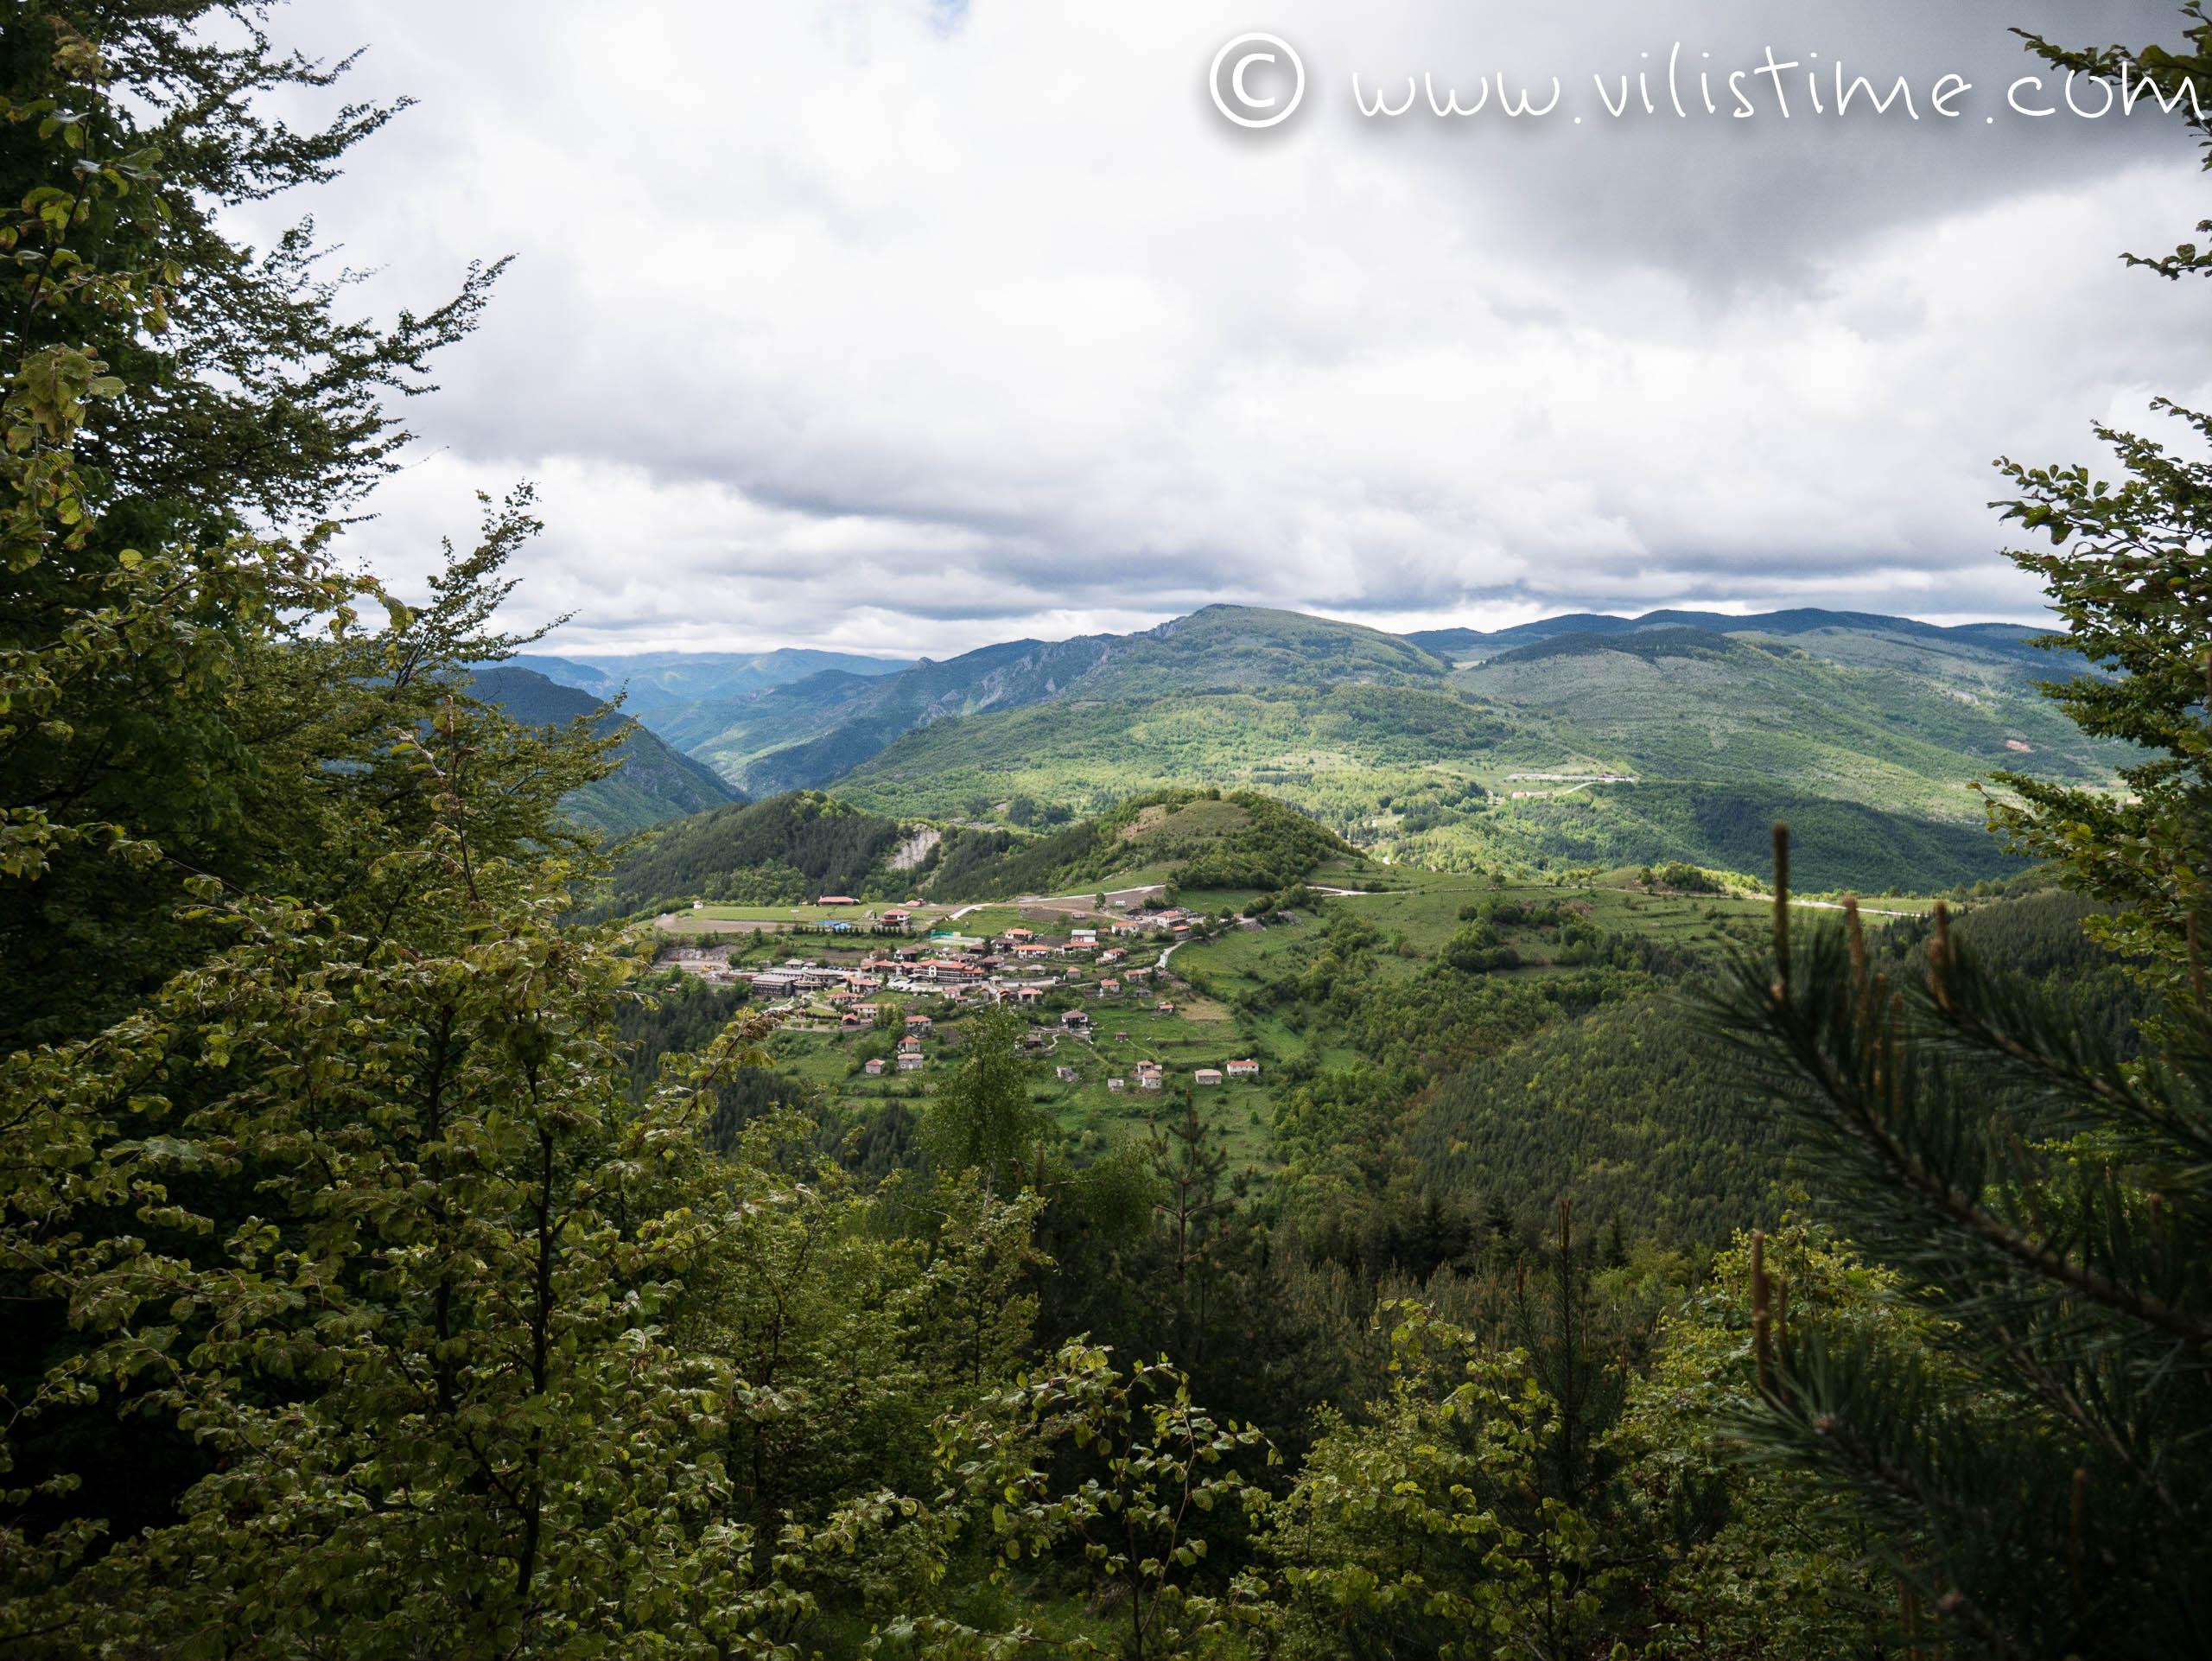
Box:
left=256, top=1, right=2212, bottom=656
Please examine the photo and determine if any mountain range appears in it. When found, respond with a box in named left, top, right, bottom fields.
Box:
left=467, top=666, right=741, bottom=835
left=1399, top=607, right=2059, bottom=669
left=515, top=604, right=2125, bottom=892
left=506, top=647, right=909, bottom=715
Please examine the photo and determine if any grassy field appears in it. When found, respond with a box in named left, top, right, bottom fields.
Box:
left=767, top=996, right=1280, bottom=1175
left=686, top=903, right=917, bottom=923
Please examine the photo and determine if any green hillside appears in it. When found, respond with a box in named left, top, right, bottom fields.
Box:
left=832, top=682, right=1527, bottom=820
left=664, top=606, right=1449, bottom=795
left=589, top=604, right=2131, bottom=897
left=925, top=787, right=1352, bottom=901
left=466, top=665, right=741, bottom=836
left=582, top=791, right=918, bottom=917
left=1454, top=627, right=2112, bottom=820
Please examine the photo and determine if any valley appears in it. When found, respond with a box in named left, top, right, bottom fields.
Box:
left=635, top=846, right=1986, bottom=1259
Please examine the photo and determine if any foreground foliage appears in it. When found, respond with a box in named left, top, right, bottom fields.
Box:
left=1713, top=846, right=2212, bottom=1653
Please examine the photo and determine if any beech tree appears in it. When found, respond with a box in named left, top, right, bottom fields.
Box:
left=0, top=4, right=516, bottom=1050
left=919, top=1007, right=1048, bottom=1195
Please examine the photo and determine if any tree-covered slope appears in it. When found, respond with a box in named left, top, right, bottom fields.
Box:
left=1390, top=879, right=2151, bottom=1253
left=1467, top=783, right=2026, bottom=893
left=924, top=787, right=1352, bottom=902
left=467, top=666, right=741, bottom=835
left=1404, top=995, right=1796, bottom=1249
left=1456, top=627, right=2116, bottom=821
left=584, top=791, right=912, bottom=916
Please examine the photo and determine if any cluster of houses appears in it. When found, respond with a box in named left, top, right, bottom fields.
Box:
left=664, top=907, right=1241, bottom=1085
left=836, top=986, right=1259, bottom=1087
left=1102, top=1056, right=1262, bottom=1092
left=728, top=909, right=1208, bottom=1012
left=849, top=1012, right=943, bottom=1077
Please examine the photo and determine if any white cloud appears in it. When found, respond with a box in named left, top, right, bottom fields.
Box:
left=254, top=0, right=2212, bottom=653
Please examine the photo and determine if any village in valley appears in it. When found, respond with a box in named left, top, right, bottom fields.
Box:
left=633, top=844, right=1832, bottom=1182
left=647, top=891, right=1276, bottom=1161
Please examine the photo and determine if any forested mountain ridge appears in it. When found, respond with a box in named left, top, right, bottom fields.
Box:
left=466, top=666, right=741, bottom=834
left=644, top=606, right=1451, bottom=796
left=1403, top=605, right=2065, bottom=669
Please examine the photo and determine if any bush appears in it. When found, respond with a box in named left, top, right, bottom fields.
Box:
left=1442, top=922, right=1520, bottom=975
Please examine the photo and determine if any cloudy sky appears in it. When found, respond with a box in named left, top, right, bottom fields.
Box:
left=257, top=1, right=2212, bottom=658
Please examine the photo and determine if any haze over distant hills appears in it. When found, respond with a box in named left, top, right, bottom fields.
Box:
left=511, top=604, right=2124, bottom=891
left=511, top=647, right=909, bottom=714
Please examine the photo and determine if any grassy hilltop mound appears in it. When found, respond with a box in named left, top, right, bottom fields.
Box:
left=466, top=665, right=740, bottom=835
left=589, top=785, right=1352, bottom=917
left=925, top=786, right=1353, bottom=902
